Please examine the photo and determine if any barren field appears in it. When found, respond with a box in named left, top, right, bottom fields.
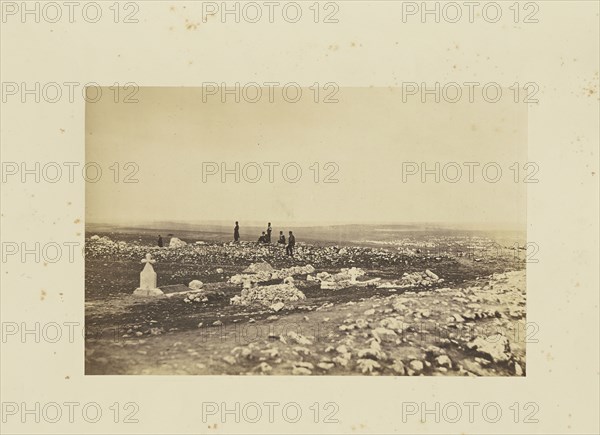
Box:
left=85, top=229, right=527, bottom=376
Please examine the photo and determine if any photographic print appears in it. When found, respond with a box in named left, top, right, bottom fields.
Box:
left=85, top=86, right=529, bottom=376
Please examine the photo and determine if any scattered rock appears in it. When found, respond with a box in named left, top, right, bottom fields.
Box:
left=379, top=317, right=404, bottom=332
left=254, top=362, right=272, bottom=374
left=409, top=360, right=424, bottom=372
left=467, top=335, right=511, bottom=362
left=223, top=355, right=236, bottom=365
left=293, top=346, right=311, bottom=356
left=269, top=302, right=285, bottom=312
left=513, top=362, right=524, bottom=376
left=392, top=360, right=406, bottom=375
left=452, top=314, right=465, bottom=323
left=357, top=359, right=380, bottom=373
left=435, top=355, right=453, bottom=369
left=287, top=331, right=313, bottom=346
left=425, top=269, right=439, bottom=280
left=333, top=355, right=350, bottom=367
left=318, top=362, right=334, bottom=371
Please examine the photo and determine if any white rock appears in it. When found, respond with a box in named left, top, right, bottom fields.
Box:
left=453, top=314, right=465, bottom=323
left=318, top=362, right=334, bottom=370
left=425, top=269, right=439, bottom=280
left=514, top=362, right=524, bottom=376
left=287, top=331, right=312, bottom=345
left=336, top=345, right=348, bottom=354
left=409, top=360, right=424, bottom=372
left=435, top=355, right=453, bottom=368
left=392, top=360, right=406, bottom=375
left=357, top=359, right=380, bottom=374
left=270, top=302, right=285, bottom=312
left=188, top=280, right=204, bottom=290
left=379, top=317, right=404, bottom=331
left=467, top=334, right=511, bottom=362
left=294, top=361, right=314, bottom=370
left=254, top=362, right=272, bottom=373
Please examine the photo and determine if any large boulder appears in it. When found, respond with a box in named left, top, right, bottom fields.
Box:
left=169, top=237, right=187, bottom=248
left=188, top=280, right=204, bottom=290
left=467, top=334, right=511, bottom=362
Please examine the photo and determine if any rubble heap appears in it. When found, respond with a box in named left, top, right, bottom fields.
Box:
left=230, top=283, right=306, bottom=308
left=229, top=262, right=316, bottom=288
left=309, top=267, right=381, bottom=290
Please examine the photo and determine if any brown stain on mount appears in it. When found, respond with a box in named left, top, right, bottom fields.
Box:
left=185, top=19, right=199, bottom=30
left=583, top=71, right=599, bottom=98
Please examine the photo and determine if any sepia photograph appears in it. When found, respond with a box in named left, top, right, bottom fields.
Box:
left=85, top=86, right=529, bottom=376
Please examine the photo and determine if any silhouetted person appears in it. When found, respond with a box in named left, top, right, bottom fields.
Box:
left=257, top=231, right=267, bottom=244
left=234, top=221, right=240, bottom=242
left=286, top=231, right=295, bottom=256
left=157, top=235, right=163, bottom=247
left=266, top=222, right=272, bottom=243
left=278, top=231, right=286, bottom=245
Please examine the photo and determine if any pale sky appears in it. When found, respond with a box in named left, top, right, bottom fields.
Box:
left=86, top=87, right=527, bottom=228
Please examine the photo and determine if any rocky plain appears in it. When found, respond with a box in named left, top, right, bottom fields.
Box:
left=85, top=229, right=527, bottom=376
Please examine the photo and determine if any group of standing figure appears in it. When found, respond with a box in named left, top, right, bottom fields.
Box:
left=156, top=223, right=296, bottom=257
left=235, top=221, right=296, bottom=257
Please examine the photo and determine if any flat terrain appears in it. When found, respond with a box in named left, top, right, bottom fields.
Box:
left=85, top=229, right=527, bottom=376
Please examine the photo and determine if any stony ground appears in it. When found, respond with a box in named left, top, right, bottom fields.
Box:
left=85, top=233, right=526, bottom=376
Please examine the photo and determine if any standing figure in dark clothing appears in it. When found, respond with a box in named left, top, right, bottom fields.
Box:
left=277, top=231, right=286, bottom=245
left=266, top=222, right=272, bottom=243
left=286, top=231, right=295, bottom=257
left=234, top=221, right=240, bottom=242
left=157, top=235, right=163, bottom=247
